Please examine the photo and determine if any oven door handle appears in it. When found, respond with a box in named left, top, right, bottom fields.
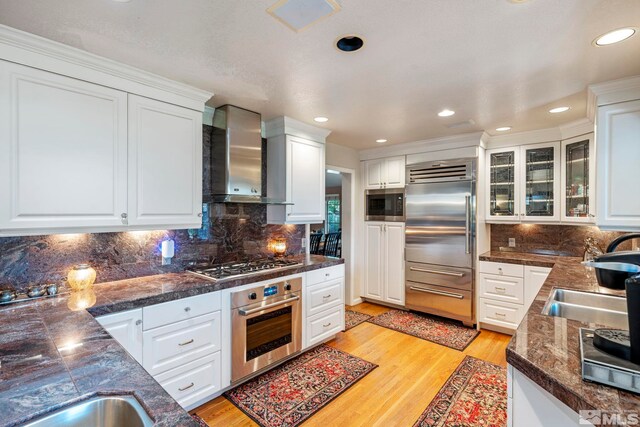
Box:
left=238, top=295, right=300, bottom=316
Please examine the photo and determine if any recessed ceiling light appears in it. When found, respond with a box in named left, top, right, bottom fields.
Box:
left=314, top=116, right=328, bottom=123
left=336, top=35, right=365, bottom=52
left=376, top=139, right=387, bottom=143
left=438, top=109, right=455, bottom=117
left=549, top=106, right=570, bottom=114
left=594, top=28, right=636, bottom=46
left=496, top=127, right=512, bottom=132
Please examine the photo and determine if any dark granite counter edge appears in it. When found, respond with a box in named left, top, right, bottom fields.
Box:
left=479, top=252, right=558, bottom=268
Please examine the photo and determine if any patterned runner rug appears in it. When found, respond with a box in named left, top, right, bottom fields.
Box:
left=224, top=344, right=377, bottom=427
left=413, top=356, right=507, bottom=427
left=345, top=309, right=372, bottom=331
left=368, top=309, right=479, bottom=350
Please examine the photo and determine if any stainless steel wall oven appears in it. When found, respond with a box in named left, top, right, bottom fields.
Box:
left=230, top=278, right=302, bottom=382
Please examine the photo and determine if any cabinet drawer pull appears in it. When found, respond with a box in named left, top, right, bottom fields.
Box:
left=409, top=286, right=464, bottom=299
left=494, top=287, right=506, bottom=293
left=323, top=322, right=332, bottom=328
left=322, top=294, right=332, bottom=299
left=178, top=382, right=195, bottom=392
left=184, top=307, right=191, bottom=312
left=178, top=339, right=194, bottom=347
left=325, top=273, right=330, bottom=277
left=495, top=313, right=506, bottom=317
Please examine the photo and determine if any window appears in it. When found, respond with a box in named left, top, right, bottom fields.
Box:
left=326, top=194, right=341, bottom=233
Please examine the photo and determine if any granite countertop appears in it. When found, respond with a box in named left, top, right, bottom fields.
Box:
left=0, top=255, right=343, bottom=427
left=483, top=251, right=639, bottom=415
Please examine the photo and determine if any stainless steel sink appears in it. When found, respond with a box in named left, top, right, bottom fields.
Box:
left=542, top=288, right=629, bottom=329
left=23, top=396, right=153, bottom=427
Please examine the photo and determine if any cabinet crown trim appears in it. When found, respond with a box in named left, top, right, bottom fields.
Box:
left=264, top=116, right=331, bottom=142
left=0, top=24, right=213, bottom=109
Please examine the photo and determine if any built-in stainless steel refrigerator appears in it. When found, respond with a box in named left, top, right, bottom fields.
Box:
left=404, top=159, right=476, bottom=326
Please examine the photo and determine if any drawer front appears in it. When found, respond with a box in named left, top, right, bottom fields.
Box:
left=479, top=261, right=523, bottom=278
left=143, top=292, right=221, bottom=330
left=307, top=306, right=344, bottom=347
left=479, top=274, right=524, bottom=304
left=406, top=262, right=472, bottom=291
left=405, top=282, right=472, bottom=321
left=143, top=311, right=221, bottom=376
left=155, top=352, right=221, bottom=409
left=478, top=298, right=523, bottom=329
left=306, top=278, right=344, bottom=317
left=307, top=264, right=345, bottom=286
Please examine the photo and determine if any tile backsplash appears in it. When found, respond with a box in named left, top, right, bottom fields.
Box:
left=0, top=203, right=304, bottom=292
left=490, top=224, right=632, bottom=257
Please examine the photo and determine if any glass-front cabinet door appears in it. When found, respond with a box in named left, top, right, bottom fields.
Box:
left=561, top=133, right=595, bottom=223
left=486, top=148, right=519, bottom=221
left=520, top=142, right=560, bottom=222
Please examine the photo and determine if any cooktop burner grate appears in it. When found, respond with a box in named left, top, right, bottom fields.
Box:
left=186, top=258, right=303, bottom=281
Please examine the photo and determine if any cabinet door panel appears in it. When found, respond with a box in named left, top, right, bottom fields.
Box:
left=524, top=266, right=551, bottom=310
left=96, top=309, right=143, bottom=364
left=486, top=148, right=520, bottom=222
left=384, top=157, right=406, bottom=188
left=0, top=61, right=128, bottom=231
left=597, top=100, right=640, bottom=230
left=520, top=142, right=560, bottom=222
left=364, top=223, right=384, bottom=300
left=384, top=223, right=405, bottom=305
left=286, top=136, right=325, bottom=222
left=561, top=134, right=595, bottom=223
left=128, top=95, right=202, bottom=227
left=365, top=160, right=384, bottom=189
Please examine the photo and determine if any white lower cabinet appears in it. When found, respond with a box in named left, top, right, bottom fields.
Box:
left=142, top=311, right=221, bottom=376
left=303, top=264, right=345, bottom=350
left=96, top=309, right=143, bottom=364
left=155, top=352, right=222, bottom=409
left=508, top=364, right=590, bottom=426
left=478, top=261, right=551, bottom=333
left=363, top=222, right=405, bottom=306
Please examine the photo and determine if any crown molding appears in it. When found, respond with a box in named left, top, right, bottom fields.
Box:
left=588, top=75, right=640, bottom=108
left=264, top=116, right=331, bottom=143
left=359, top=132, right=484, bottom=161
left=0, top=24, right=213, bottom=111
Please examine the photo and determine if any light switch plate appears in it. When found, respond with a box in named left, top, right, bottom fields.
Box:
left=301, top=237, right=307, bottom=248
left=508, top=238, right=516, bottom=247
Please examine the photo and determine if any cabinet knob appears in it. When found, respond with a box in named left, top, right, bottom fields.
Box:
left=121, top=213, right=128, bottom=224
left=135, top=319, right=142, bottom=326
left=184, top=307, right=191, bottom=312
left=197, top=213, right=203, bottom=217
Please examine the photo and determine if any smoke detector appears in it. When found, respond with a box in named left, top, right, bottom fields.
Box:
left=267, top=0, right=341, bottom=32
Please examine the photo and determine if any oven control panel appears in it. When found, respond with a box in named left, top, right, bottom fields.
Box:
left=263, top=285, right=278, bottom=297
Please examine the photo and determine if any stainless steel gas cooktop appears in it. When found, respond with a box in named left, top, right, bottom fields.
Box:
left=186, top=258, right=302, bottom=281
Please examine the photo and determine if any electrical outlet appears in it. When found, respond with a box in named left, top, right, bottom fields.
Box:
left=301, top=238, right=307, bottom=248
left=508, top=238, right=516, bottom=248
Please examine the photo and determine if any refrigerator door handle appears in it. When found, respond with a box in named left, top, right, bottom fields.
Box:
left=409, top=267, right=464, bottom=277
left=409, top=286, right=464, bottom=299
left=465, top=195, right=471, bottom=254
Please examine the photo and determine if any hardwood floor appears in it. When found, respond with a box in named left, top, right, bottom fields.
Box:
left=192, top=302, right=512, bottom=427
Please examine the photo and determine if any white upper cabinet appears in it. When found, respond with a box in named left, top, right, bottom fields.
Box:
left=596, top=99, right=640, bottom=230
left=265, top=117, right=331, bottom=224
left=364, top=156, right=406, bottom=189
left=127, top=95, right=202, bottom=228
left=561, top=133, right=595, bottom=224
left=485, top=142, right=561, bottom=223
left=0, top=61, right=129, bottom=233
left=0, top=27, right=211, bottom=236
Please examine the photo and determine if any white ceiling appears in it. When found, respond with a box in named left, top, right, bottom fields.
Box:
left=1, top=0, right=639, bottom=149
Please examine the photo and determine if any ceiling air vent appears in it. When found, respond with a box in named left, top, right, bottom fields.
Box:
left=408, top=160, right=474, bottom=183
left=267, top=0, right=341, bottom=32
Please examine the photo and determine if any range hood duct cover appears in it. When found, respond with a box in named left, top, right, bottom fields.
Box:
left=207, top=105, right=287, bottom=204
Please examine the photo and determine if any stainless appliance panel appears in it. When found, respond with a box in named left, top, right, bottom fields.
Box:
left=405, top=180, right=473, bottom=268
left=405, top=261, right=472, bottom=291
left=365, top=188, right=405, bottom=221
left=405, top=282, right=473, bottom=323
left=231, top=278, right=302, bottom=382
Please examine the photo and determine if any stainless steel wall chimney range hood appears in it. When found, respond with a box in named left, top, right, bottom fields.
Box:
left=207, top=105, right=287, bottom=204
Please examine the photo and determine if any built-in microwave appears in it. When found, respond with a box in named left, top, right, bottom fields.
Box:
left=365, top=189, right=405, bottom=221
